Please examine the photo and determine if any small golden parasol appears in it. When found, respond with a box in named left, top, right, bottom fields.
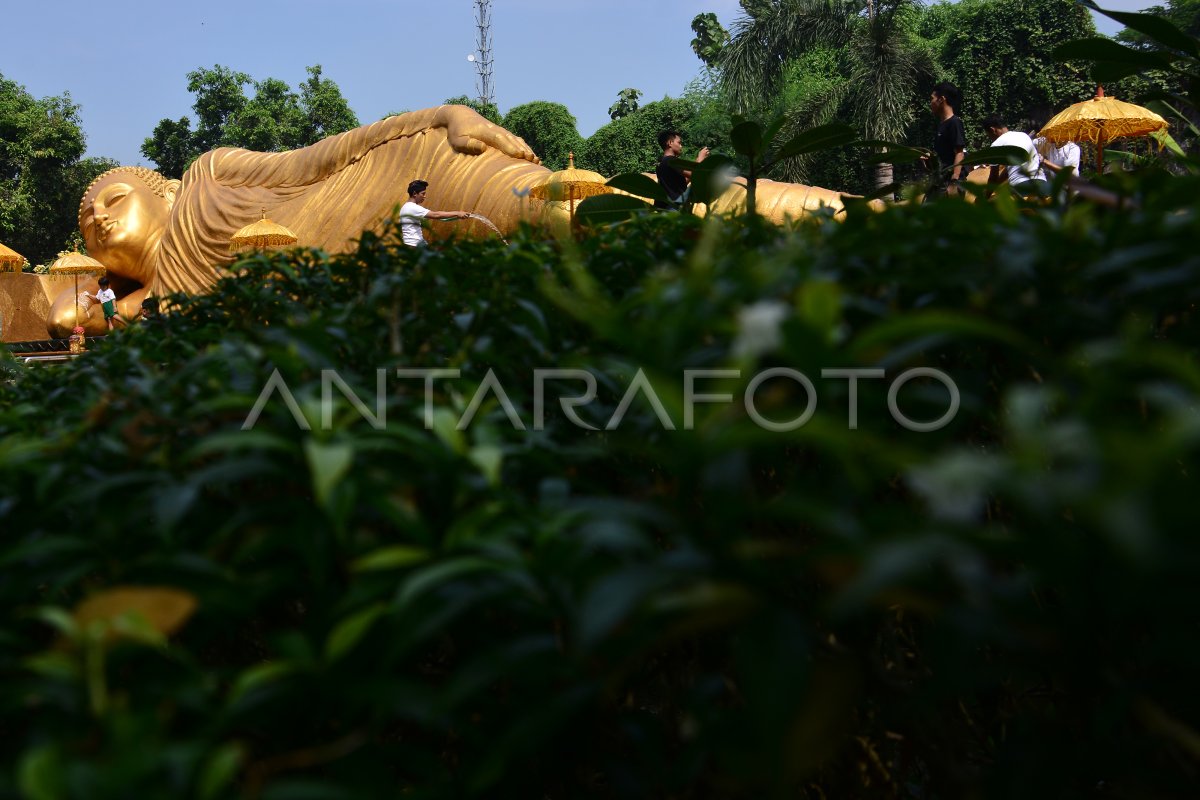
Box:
left=48, top=252, right=107, bottom=329
left=528, top=152, right=612, bottom=220
left=230, top=208, right=299, bottom=251
left=1038, top=86, right=1168, bottom=171
left=0, top=241, right=26, bottom=272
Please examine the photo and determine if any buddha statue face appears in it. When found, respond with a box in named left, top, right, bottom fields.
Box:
left=79, top=167, right=179, bottom=287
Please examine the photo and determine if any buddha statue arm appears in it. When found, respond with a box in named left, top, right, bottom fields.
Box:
left=709, top=178, right=866, bottom=220
left=428, top=105, right=539, bottom=164
left=195, top=106, right=539, bottom=191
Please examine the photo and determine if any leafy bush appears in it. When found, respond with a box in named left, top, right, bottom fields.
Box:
left=502, top=101, right=584, bottom=170
left=578, top=97, right=696, bottom=175
left=442, top=95, right=502, bottom=126
left=3, top=159, right=1200, bottom=798
left=919, top=0, right=1095, bottom=139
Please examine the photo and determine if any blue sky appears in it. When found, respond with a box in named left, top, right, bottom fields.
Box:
left=4, top=0, right=1148, bottom=167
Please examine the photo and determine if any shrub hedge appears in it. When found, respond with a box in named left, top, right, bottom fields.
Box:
left=2, top=168, right=1199, bottom=797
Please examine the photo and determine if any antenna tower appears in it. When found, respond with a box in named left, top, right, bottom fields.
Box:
left=473, top=0, right=495, bottom=107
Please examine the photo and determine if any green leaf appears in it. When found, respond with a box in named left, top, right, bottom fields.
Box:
left=230, top=661, right=296, bottom=703
left=762, top=114, right=788, bottom=153
left=774, top=123, right=858, bottom=161
left=468, top=444, right=504, bottom=487
left=304, top=439, right=354, bottom=512
left=34, top=607, right=78, bottom=638
left=730, top=120, right=765, bottom=158
left=797, top=280, right=842, bottom=339
left=198, top=743, right=244, bottom=800
left=1090, top=61, right=1158, bottom=83
left=863, top=182, right=903, bottom=202
left=325, top=603, right=387, bottom=662
left=1053, top=37, right=1178, bottom=70
left=688, top=154, right=739, bottom=206
left=1079, top=1, right=1199, bottom=57
left=23, top=652, right=79, bottom=681
left=394, top=557, right=501, bottom=609
left=664, top=156, right=708, bottom=172
left=858, top=140, right=929, bottom=166
left=350, top=545, right=430, bottom=572
left=18, top=746, right=63, bottom=800
left=848, top=310, right=1038, bottom=360
left=605, top=172, right=669, bottom=203
left=430, top=408, right=467, bottom=454
left=183, top=430, right=299, bottom=462
left=578, top=567, right=663, bottom=648
left=575, top=194, right=654, bottom=227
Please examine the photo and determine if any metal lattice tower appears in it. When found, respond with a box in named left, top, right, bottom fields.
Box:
left=473, top=0, right=495, bottom=107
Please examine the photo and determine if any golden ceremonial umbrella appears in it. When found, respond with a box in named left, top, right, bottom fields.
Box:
left=0, top=241, right=26, bottom=272
left=48, top=252, right=106, bottom=329
left=528, top=152, right=612, bottom=220
left=230, top=208, right=299, bottom=251
left=1038, top=86, right=1168, bottom=171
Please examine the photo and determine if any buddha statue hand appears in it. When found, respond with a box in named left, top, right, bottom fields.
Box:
left=434, top=104, right=541, bottom=165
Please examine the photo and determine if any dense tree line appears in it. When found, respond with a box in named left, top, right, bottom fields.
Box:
left=0, top=73, right=116, bottom=266
left=141, top=65, right=360, bottom=179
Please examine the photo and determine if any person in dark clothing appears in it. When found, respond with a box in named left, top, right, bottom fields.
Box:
left=655, top=130, right=710, bottom=209
left=139, top=297, right=161, bottom=322
left=926, top=81, right=966, bottom=198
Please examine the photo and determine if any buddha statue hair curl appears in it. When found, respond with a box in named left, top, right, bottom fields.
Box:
left=79, top=166, right=174, bottom=217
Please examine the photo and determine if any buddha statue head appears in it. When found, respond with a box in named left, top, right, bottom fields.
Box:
left=79, top=166, right=180, bottom=287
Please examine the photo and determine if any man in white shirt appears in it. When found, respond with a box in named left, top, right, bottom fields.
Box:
left=1033, top=135, right=1081, bottom=178
left=399, top=180, right=472, bottom=247
left=981, top=115, right=1045, bottom=191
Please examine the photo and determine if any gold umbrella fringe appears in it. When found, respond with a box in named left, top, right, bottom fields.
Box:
left=0, top=241, right=26, bottom=270
left=230, top=215, right=299, bottom=252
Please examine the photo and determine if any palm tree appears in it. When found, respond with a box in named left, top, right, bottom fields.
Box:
left=717, top=0, right=935, bottom=191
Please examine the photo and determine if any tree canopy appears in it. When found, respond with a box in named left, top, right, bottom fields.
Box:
left=502, top=102, right=583, bottom=170
left=442, top=96, right=503, bottom=125
left=578, top=97, right=697, bottom=176
left=0, top=72, right=115, bottom=266
left=920, top=0, right=1096, bottom=137
left=141, top=65, right=360, bottom=178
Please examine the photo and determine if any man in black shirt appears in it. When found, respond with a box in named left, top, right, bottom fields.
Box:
left=928, top=81, right=966, bottom=198
left=655, top=130, right=710, bottom=209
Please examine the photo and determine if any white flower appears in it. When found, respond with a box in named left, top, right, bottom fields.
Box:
left=732, top=299, right=789, bottom=360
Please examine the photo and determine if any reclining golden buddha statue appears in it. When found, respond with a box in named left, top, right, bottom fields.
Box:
left=48, top=105, right=853, bottom=337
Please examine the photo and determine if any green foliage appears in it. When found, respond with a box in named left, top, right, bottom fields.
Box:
left=607, top=88, right=643, bottom=121
left=715, top=0, right=935, bottom=193
left=1118, top=0, right=1200, bottom=46
left=0, top=73, right=114, bottom=265
left=224, top=77, right=308, bottom=153
left=4, top=151, right=1200, bottom=796
left=579, top=97, right=696, bottom=176
left=691, top=12, right=730, bottom=66
left=299, top=65, right=361, bottom=143
left=140, top=118, right=200, bottom=180
left=443, top=95, right=502, bottom=125
left=186, top=65, right=252, bottom=153
left=921, top=0, right=1095, bottom=139
left=502, top=102, right=584, bottom=170
left=679, top=72, right=735, bottom=153
left=771, top=47, right=863, bottom=187
left=1057, top=1, right=1200, bottom=159
left=142, top=65, right=360, bottom=177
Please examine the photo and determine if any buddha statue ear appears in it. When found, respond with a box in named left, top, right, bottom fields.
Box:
left=164, top=179, right=182, bottom=209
